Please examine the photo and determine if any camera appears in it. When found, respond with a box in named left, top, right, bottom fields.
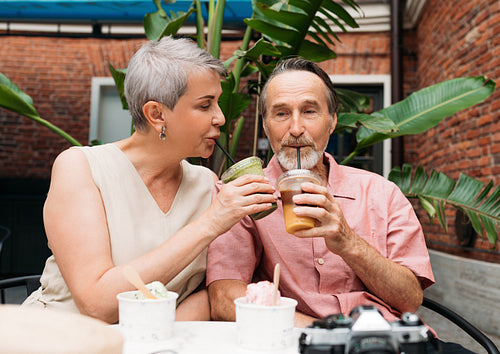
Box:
left=299, top=305, right=433, bottom=354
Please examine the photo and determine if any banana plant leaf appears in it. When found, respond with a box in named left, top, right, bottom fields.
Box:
left=0, top=73, right=38, bottom=119
left=341, top=76, right=496, bottom=164
left=389, top=164, right=500, bottom=245
left=336, top=113, right=398, bottom=134
left=0, top=73, right=82, bottom=146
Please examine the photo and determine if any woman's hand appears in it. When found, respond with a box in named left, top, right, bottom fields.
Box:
left=205, top=174, right=277, bottom=237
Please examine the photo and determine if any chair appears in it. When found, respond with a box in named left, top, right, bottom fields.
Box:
left=0, top=274, right=41, bottom=304
left=422, top=296, right=500, bottom=354
left=0, top=225, right=11, bottom=256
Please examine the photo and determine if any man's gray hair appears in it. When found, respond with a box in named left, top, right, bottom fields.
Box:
left=258, top=57, right=338, bottom=119
left=124, top=36, right=227, bottom=132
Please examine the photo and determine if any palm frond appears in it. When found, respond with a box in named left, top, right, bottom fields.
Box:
left=245, top=0, right=360, bottom=62
left=389, top=164, right=500, bottom=244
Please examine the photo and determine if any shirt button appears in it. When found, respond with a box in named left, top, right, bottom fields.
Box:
left=317, top=258, right=325, bottom=265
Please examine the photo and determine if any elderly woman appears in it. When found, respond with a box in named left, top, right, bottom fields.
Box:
left=23, top=36, right=276, bottom=324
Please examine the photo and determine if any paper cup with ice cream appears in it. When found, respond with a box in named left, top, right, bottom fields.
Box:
left=235, top=281, right=297, bottom=351
left=117, top=281, right=178, bottom=342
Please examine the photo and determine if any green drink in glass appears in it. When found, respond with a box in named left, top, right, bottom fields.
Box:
left=221, top=156, right=277, bottom=220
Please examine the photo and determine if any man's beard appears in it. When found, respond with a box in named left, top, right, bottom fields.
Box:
left=276, top=136, right=325, bottom=171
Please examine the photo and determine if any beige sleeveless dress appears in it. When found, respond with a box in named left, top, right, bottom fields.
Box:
left=23, top=143, right=214, bottom=313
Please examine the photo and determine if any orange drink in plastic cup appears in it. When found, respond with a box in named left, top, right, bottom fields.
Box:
left=277, top=169, right=321, bottom=234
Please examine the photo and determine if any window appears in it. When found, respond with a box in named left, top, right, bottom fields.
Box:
left=89, top=77, right=132, bottom=145
left=329, top=75, right=392, bottom=177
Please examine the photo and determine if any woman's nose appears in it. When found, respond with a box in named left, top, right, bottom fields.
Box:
left=213, top=105, right=225, bottom=126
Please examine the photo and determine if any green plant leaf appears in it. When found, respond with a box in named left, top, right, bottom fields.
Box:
left=108, top=63, right=128, bottom=110
left=321, top=0, right=360, bottom=29
left=244, top=0, right=360, bottom=63
left=0, top=73, right=38, bottom=119
left=219, top=74, right=253, bottom=128
left=389, top=164, right=500, bottom=244
left=0, top=73, right=82, bottom=146
left=297, top=40, right=337, bottom=61
left=254, top=3, right=309, bottom=31
left=229, top=116, right=245, bottom=158
left=336, top=87, right=371, bottom=113
left=144, top=4, right=194, bottom=41
left=207, top=0, right=225, bottom=58
left=347, top=76, right=495, bottom=158
left=336, top=113, right=398, bottom=133
left=312, top=15, right=336, bottom=45
left=237, top=38, right=282, bottom=62
left=244, top=18, right=301, bottom=45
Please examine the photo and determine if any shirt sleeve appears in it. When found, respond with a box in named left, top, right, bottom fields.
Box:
left=385, top=182, right=435, bottom=290
left=206, top=182, right=263, bottom=285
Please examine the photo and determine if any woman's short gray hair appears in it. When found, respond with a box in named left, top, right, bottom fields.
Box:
left=124, top=36, right=227, bottom=132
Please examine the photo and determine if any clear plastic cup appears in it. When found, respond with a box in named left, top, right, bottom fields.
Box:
left=277, top=169, right=321, bottom=234
left=221, top=156, right=277, bottom=220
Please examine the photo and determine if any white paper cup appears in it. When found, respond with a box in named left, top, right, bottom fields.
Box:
left=117, top=290, right=178, bottom=342
left=234, top=296, right=297, bottom=351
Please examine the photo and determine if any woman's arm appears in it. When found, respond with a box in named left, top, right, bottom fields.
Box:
left=44, top=149, right=277, bottom=323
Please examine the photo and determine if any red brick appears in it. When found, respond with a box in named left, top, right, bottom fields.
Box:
left=478, top=136, right=491, bottom=146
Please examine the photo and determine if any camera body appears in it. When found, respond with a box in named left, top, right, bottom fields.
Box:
left=299, top=305, right=430, bottom=354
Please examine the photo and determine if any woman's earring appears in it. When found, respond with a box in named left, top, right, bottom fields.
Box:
left=159, top=126, right=166, bottom=141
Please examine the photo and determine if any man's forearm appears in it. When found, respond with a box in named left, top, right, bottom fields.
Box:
left=295, top=311, right=317, bottom=328
left=208, top=279, right=247, bottom=321
left=340, top=237, right=423, bottom=313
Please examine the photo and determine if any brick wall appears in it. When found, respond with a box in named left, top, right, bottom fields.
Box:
left=0, top=36, right=145, bottom=179
left=0, top=0, right=498, bottom=261
left=403, top=0, right=500, bottom=261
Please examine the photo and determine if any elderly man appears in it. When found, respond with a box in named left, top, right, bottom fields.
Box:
left=207, top=58, right=435, bottom=325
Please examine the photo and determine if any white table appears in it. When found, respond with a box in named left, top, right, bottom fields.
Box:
left=115, top=321, right=302, bottom=354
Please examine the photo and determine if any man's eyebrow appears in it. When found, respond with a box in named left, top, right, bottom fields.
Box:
left=269, top=102, right=288, bottom=110
left=270, top=99, right=320, bottom=109
left=302, top=99, right=321, bottom=106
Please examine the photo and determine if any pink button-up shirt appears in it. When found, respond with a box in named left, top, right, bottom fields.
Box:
left=207, top=153, right=434, bottom=321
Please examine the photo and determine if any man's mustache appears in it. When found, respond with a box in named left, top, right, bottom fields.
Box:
left=280, top=136, right=315, bottom=148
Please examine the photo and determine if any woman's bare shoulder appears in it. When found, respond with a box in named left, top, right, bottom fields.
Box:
left=50, top=147, right=92, bottom=183
left=53, top=146, right=86, bottom=164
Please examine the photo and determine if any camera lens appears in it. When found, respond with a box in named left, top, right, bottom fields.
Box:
left=348, top=336, right=397, bottom=354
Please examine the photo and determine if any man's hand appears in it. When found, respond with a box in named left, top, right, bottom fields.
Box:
left=289, top=182, right=423, bottom=314
left=289, top=181, right=356, bottom=254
